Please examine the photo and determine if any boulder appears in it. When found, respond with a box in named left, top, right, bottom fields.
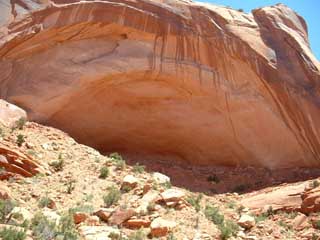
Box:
left=160, top=189, right=185, bottom=207
left=301, top=186, right=320, bottom=214
left=108, top=208, right=137, bottom=226
left=121, top=175, right=138, bottom=190
left=73, top=212, right=89, bottom=224
left=0, top=100, right=27, bottom=128
left=292, top=213, right=309, bottom=230
left=152, top=172, right=170, bottom=185
left=124, top=217, right=151, bottom=229
left=238, top=215, right=255, bottom=229
left=150, top=217, right=176, bottom=237
left=94, top=208, right=113, bottom=222
left=10, top=207, right=33, bottom=222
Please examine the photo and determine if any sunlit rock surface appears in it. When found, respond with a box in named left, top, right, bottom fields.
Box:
left=0, top=0, right=319, bottom=168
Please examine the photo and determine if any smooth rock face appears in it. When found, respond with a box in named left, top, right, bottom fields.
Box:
left=0, top=99, right=27, bottom=128
left=0, top=1, right=320, bottom=168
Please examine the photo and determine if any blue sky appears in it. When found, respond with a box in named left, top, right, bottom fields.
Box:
left=200, top=0, right=320, bottom=60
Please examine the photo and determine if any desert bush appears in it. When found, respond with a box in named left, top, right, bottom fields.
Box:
left=204, top=204, right=224, bottom=225
left=0, top=199, right=16, bottom=223
left=99, top=166, right=109, bottom=179
left=218, top=220, right=239, bottom=240
left=69, top=204, right=94, bottom=214
left=15, top=118, right=27, bottom=130
left=38, top=196, right=54, bottom=209
left=109, top=153, right=126, bottom=170
left=186, top=194, right=203, bottom=212
left=310, top=180, right=320, bottom=189
left=103, top=186, right=121, bottom=207
left=207, top=174, right=220, bottom=183
left=49, top=154, right=64, bottom=172
left=127, top=228, right=145, bottom=240
left=133, top=163, right=145, bottom=174
left=31, top=212, right=57, bottom=240
left=0, top=227, right=26, bottom=240
left=109, top=232, right=121, bottom=240
left=167, top=232, right=177, bottom=240
left=56, top=213, right=78, bottom=240
left=16, top=134, right=25, bottom=147
left=66, top=180, right=76, bottom=194
left=232, top=184, right=249, bottom=193
left=147, top=202, right=156, bottom=213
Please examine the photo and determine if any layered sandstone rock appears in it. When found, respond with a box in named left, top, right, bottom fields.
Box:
left=0, top=0, right=319, bottom=168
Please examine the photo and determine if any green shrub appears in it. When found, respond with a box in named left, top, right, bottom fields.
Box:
left=109, top=153, right=126, bottom=170
left=99, top=166, right=109, bottom=179
left=16, top=134, right=25, bottom=147
left=69, top=204, right=94, bottom=214
left=109, top=152, right=123, bottom=161
left=161, top=181, right=172, bottom=189
left=226, top=201, right=236, bottom=209
left=103, top=186, right=121, bottom=207
left=232, top=184, right=249, bottom=193
left=15, top=118, right=27, bottom=130
left=311, top=180, right=320, bottom=189
left=49, top=157, right=64, bottom=172
left=31, top=212, right=57, bottom=240
left=314, top=220, right=320, bottom=230
left=204, top=205, right=224, bottom=225
left=133, top=163, right=145, bottom=174
left=128, top=228, right=145, bottom=240
left=0, top=227, right=26, bottom=240
left=0, top=199, right=16, bottom=223
left=147, top=202, right=155, bottom=213
left=218, top=220, right=239, bottom=240
left=31, top=212, right=78, bottom=240
left=66, top=180, right=75, bottom=194
left=109, top=232, right=120, bottom=240
left=56, top=213, right=78, bottom=240
left=167, top=232, right=177, bottom=240
left=186, top=194, right=203, bottom=212
left=207, top=174, right=220, bottom=183
left=38, top=196, right=53, bottom=209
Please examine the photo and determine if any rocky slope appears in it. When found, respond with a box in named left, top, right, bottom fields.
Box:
left=1, top=100, right=320, bottom=239
left=0, top=0, right=320, bottom=168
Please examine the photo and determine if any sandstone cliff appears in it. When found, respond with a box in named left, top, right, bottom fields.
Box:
left=0, top=0, right=319, bottom=168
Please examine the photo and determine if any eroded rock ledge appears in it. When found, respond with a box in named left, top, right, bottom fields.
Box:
left=0, top=0, right=320, bottom=168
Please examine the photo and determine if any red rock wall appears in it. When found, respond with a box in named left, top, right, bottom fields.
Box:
left=0, top=0, right=319, bottom=168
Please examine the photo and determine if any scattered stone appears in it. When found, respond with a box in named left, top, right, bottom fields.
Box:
left=152, top=172, right=170, bottom=184
left=79, top=225, right=120, bottom=240
left=94, top=208, right=113, bottom=222
left=143, top=184, right=152, bottom=194
left=42, top=208, right=61, bottom=225
left=301, top=186, right=320, bottom=214
left=85, top=216, right=100, bottom=226
left=108, top=208, right=136, bottom=226
left=10, top=207, right=32, bottom=222
left=150, top=217, right=176, bottom=237
left=292, top=213, right=309, bottom=230
left=238, top=215, right=255, bottom=229
left=0, top=183, right=11, bottom=199
left=124, top=217, right=151, bottom=229
left=121, top=175, right=138, bottom=190
left=73, top=212, right=89, bottom=224
left=160, top=189, right=185, bottom=203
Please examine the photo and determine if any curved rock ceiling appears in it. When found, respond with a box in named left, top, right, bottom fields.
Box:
left=0, top=0, right=320, bottom=168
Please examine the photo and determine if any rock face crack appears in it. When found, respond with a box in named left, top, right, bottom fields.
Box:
left=0, top=0, right=319, bottom=168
